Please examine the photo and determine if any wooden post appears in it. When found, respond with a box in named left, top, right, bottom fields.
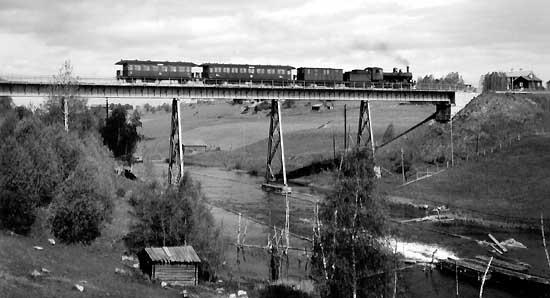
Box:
left=455, top=260, right=459, bottom=298
left=176, top=99, right=184, bottom=178
left=332, top=132, right=336, bottom=160
left=401, top=148, right=405, bottom=183
left=344, top=104, right=347, bottom=150
left=450, top=115, right=454, bottom=167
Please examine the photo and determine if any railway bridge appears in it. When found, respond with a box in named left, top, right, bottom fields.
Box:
left=0, top=77, right=455, bottom=192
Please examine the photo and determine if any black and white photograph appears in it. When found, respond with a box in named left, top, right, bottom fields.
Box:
left=0, top=0, right=549, bottom=297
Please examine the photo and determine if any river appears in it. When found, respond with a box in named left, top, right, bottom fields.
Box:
left=185, top=166, right=547, bottom=297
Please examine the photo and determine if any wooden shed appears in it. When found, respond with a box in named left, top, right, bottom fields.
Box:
left=138, top=246, right=201, bottom=286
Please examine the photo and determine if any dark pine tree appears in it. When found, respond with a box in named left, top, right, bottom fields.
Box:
left=101, top=105, right=141, bottom=161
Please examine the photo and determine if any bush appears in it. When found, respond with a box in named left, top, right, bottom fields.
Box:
left=116, top=187, right=126, bottom=198
left=258, top=284, right=314, bottom=298
left=50, top=195, right=103, bottom=244
left=0, top=189, right=36, bottom=235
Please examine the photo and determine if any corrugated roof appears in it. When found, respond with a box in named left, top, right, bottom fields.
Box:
left=144, top=246, right=201, bottom=263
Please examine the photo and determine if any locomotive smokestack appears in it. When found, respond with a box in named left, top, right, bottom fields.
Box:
left=406, top=66, right=410, bottom=73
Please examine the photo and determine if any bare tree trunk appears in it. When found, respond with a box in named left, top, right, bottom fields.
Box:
left=479, top=257, right=493, bottom=298
left=541, top=214, right=550, bottom=270
left=63, top=97, right=69, bottom=132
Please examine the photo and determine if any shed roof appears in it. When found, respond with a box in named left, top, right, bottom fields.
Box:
left=144, top=246, right=201, bottom=263
left=115, top=60, right=197, bottom=66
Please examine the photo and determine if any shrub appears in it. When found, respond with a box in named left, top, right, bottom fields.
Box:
left=258, top=284, right=314, bottom=298
left=0, top=189, right=36, bottom=235
left=116, top=187, right=126, bottom=198
left=50, top=195, right=103, bottom=244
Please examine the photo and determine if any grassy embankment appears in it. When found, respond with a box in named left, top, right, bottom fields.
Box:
left=380, top=92, right=550, bottom=225
left=0, top=189, right=196, bottom=298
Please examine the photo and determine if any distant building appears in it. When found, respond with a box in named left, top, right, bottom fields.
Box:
left=505, top=70, right=543, bottom=90
left=138, top=246, right=201, bottom=286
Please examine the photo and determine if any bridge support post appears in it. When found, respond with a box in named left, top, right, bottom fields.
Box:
left=168, top=98, right=184, bottom=184
left=265, top=99, right=289, bottom=188
left=357, top=100, right=375, bottom=160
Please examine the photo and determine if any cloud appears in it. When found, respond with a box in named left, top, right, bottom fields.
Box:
left=0, top=0, right=548, bottom=85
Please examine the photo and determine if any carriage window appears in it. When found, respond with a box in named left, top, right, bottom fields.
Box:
left=257, top=69, right=264, bottom=74
left=170, top=66, right=177, bottom=72
left=249, top=68, right=255, bottom=74
left=151, top=66, right=158, bottom=71
left=162, top=66, right=168, bottom=72
left=128, top=65, right=134, bottom=71
left=134, top=65, right=141, bottom=71
left=178, top=66, right=185, bottom=72
left=143, top=65, right=150, bottom=71
left=287, top=70, right=291, bottom=75
left=231, top=68, right=238, bottom=73
left=239, top=68, right=246, bottom=73
left=223, top=67, right=230, bottom=73
left=306, top=69, right=310, bottom=74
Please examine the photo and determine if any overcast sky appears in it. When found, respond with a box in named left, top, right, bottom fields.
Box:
left=0, top=0, right=548, bottom=86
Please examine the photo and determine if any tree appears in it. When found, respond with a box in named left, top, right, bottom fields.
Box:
left=101, top=105, right=141, bottom=161
left=47, top=60, right=79, bottom=132
left=0, top=96, right=13, bottom=115
left=0, top=189, right=36, bottom=235
left=312, top=148, right=390, bottom=298
left=417, top=72, right=465, bottom=89
left=0, top=112, right=115, bottom=239
left=124, top=172, right=221, bottom=279
left=481, top=72, right=508, bottom=92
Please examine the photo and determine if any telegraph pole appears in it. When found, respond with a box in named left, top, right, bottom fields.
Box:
left=344, top=104, right=347, bottom=150
left=450, top=115, right=454, bottom=167
left=401, top=148, right=405, bottom=183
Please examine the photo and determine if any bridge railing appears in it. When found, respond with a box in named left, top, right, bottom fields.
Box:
left=0, top=74, right=466, bottom=92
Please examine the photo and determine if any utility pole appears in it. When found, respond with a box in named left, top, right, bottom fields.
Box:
left=450, top=116, right=454, bottom=167
left=344, top=104, right=347, bottom=150
left=105, top=98, right=109, bottom=121
left=401, top=148, right=406, bottom=183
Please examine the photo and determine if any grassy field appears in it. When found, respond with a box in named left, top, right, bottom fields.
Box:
left=139, top=100, right=434, bottom=174
left=393, top=135, right=550, bottom=222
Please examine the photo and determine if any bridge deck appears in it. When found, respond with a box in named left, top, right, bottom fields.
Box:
left=0, top=79, right=455, bottom=103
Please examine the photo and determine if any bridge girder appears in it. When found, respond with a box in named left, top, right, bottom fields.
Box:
left=0, top=81, right=455, bottom=104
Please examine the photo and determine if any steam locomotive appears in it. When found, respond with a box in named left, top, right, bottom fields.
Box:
left=115, top=60, right=414, bottom=88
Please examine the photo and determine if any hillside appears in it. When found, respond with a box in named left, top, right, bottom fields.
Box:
left=377, top=92, right=550, bottom=166
left=386, top=92, right=550, bottom=223
left=393, top=135, right=550, bottom=222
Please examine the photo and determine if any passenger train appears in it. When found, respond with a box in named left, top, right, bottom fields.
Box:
left=115, top=59, right=414, bottom=88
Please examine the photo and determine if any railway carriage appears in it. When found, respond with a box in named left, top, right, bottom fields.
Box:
left=116, top=60, right=197, bottom=83
left=201, top=63, right=294, bottom=83
left=297, top=67, right=343, bottom=86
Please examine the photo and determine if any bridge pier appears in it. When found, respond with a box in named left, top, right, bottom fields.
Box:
left=264, top=99, right=291, bottom=194
left=168, top=98, right=184, bottom=184
left=357, top=100, right=375, bottom=159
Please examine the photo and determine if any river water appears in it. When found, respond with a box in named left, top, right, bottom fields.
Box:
left=186, top=166, right=548, bottom=297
